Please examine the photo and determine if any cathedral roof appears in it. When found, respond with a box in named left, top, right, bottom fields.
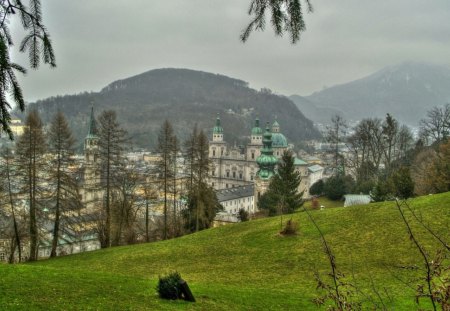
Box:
left=271, top=132, right=288, bottom=148
left=213, top=114, right=223, bottom=134
left=251, top=118, right=263, bottom=135
left=256, top=123, right=278, bottom=180
left=86, top=106, right=98, bottom=138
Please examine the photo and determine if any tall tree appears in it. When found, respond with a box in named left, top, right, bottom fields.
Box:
left=382, top=113, right=399, bottom=172
left=15, top=109, right=47, bottom=261
left=0, top=148, right=22, bottom=262
left=0, top=0, right=55, bottom=139
left=325, top=115, right=348, bottom=170
left=156, top=120, right=177, bottom=240
left=183, top=128, right=219, bottom=233
left=97, top=110, right=127, bottom=248
left=47, top=111, right=78, bottom=257
left=420, top=104, right=450, bottom=145
left=259, top=150, right=303, bottom=215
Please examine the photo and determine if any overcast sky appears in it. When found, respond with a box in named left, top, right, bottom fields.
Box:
left=10, top=0, right=450, bottom=103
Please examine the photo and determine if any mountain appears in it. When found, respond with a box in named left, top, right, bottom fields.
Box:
left=304, top=62, right=450, bottom=125
left=289, top=95, right=344, bottom=125
left=22, top=68, right=321, bottom=150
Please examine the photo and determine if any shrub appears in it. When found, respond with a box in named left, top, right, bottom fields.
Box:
left=157, top=272, right=182, bottom=300
left=238, top=208, right=249, bottom=222
left=309, top=180, right=324, bottom=196
left=311, top=197, right=320, bottom=209
left=280, top=219, right=299, bottom=236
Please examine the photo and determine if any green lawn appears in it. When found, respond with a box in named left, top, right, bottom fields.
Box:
left=1, top=193, right=449, bottom=310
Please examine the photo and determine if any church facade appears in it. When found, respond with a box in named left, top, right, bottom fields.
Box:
left=208, top=116, right=289, bottom=191
left=208, top=115, right=324, bottom=214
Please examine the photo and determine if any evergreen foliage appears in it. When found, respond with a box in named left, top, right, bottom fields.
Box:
left=323, top=174, right=354, bottom=201
left=156, top=272, right=182, bottom=300
left=183, top=127, right=221, bottom=232
left=183, top=181, right=222, bottom=232
left=309, top=179, right=324, bottom=196
left=390, top=166, right=415, bottom=199
left=258, top=150, right=303, bottom=216
left=241, top=0, right=313, bottom=44
left=0, top=0, right=55, bottom=139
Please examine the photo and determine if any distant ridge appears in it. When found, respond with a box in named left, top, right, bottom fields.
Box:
left=293, top=62, right=450, bottom=125
left=22, top=68, right=321, bottom=150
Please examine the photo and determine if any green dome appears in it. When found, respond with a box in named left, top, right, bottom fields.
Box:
left=251, top=118, right=262, bottom=135
left=213, top=115, right=223, bottom=134
left=256, top=123, right=278, bottom=180
left=271, top=132, right=288, bottom=148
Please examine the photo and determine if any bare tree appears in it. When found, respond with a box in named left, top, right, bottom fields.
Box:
left=0, top=148, right=22, bottom=262
left=47, top=111, right=78, bottom=257
left=97, top=110, right=127, bottom=248
left=325, top=115, right=348, bottom=170
left=15, top=110, right=47, bottom=261
left=420, top=104, right=450, bottom=145
left=156, top=120, right=177, bottom=240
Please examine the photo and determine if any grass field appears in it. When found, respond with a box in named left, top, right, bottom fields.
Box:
left=1, top=193, right=449, bottom=310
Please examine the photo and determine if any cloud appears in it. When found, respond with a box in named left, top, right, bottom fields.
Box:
left=9, top=0, right=450, bottom=102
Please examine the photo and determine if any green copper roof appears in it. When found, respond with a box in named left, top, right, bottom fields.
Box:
left=251, top=118, right=262, bottom=135
left=294, top=157, right=308, bottom=166
left=256, top=123, right=278, bottom=180
left=213, top=114, right=223, bottom=134
left=272, top=120, right=280, bottom=127
left=271, top=132, right=288, bottom=148
left=86, top=106, right=98, bottom=138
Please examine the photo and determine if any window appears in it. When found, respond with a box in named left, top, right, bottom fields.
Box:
left=239, top=172, right=243, bottom=179
left=251, top=153, right=254, bottom=159
left=232, top=171, right=236, bottom=178
left=213, top=150, right=216, bottom=156
left=0, top=252, right=5, bottom=261
left=226, top=171, right=230, bottom=178
left=226, top=184, right=228, bottom=188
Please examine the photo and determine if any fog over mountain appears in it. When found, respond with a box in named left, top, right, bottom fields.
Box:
left=21, top=68, right=321, bottom=150
left=291, top=62, right=450, bottom=125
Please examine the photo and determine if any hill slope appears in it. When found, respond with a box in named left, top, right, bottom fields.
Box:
left=1, top=193, right=449, bottom=310
left=22, top=68, right=320, bottom=150
left=305, top=62, right=450, bottom=125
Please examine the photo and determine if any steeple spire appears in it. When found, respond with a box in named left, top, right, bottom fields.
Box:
left=213, top=113, right=223, bottom=134
left=87, top=106, right=98, bottom=138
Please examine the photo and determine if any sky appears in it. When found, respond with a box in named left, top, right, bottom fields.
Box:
left=9, top=0, right=450, bottom=103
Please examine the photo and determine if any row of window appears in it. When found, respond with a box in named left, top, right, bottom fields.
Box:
left=223, top=197, right=253, bottom=207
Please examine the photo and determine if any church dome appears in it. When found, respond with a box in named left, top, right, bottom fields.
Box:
left=271, top=132, right=288, bottom=148
left=251, top=118, right=262, bottom=135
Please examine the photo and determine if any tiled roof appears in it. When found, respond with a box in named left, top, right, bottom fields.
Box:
left=216, top=185, right=254, bottom=202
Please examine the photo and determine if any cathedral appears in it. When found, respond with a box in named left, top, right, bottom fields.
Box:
left=209, top=115, right=324, bottom=215
left=208, top=115, right=289, bottom=190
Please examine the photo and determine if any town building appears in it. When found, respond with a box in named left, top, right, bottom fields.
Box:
left=208, top=115, right=324, bottom=219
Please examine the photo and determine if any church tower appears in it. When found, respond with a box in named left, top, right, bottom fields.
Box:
left=247, top=118, right=263, bottom=162
left=254, top=123, right=278, bottom=209
left=83, top=107, right=101, bottom=188
left=209, top=114, right=227, bottom=158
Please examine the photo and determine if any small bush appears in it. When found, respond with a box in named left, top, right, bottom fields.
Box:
left=238, top=208, right=249, bottom=222
left=311, top=197, right=320, bottom=209
left=157, top=272, right=182, bottom=300
left=280, top=219, right=299, bottom=236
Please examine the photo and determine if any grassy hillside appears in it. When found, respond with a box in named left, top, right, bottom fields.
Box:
left=1, top=193, right=449, bottom=310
